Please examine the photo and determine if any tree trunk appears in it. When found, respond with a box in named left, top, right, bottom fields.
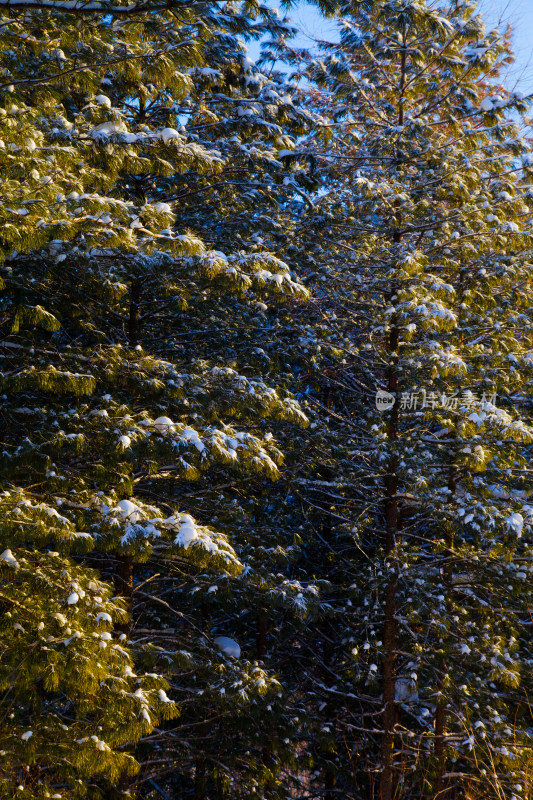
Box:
left=194, top=756, right=206, bottom=800
left=433, top=464, right=457, bottom=797
left=433, top=259, right=463, bottom=798
left=111, top=279, right=143, bottom=636
left=379, top=314, right=399, bottom=800
left=215, top=771, right=226, bottom=800
left=319, top=383, right=339, bottom=800
left=128, top=278, right=142, bottom=346
left=324, top=762, right=336, bottom=800
left=256, top=609, right=267, bottom=659
left=434, top=702, right=447, bottom=797
left=114, top=553, right=134, bottom=635
left=379, top=31, right=406, bottom=793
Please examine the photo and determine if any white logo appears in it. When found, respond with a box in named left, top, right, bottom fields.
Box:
left=375, top=390, right=396, bottom=411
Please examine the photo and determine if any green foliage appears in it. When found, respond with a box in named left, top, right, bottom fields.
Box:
left=0, top=547, right=176, bottom=798
left=276, top=0, right=533, bottom=797
left=3, top=0, right=533, bottom=798
left=0, top=0, right=311, bottom=797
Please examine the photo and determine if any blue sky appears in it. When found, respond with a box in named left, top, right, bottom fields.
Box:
left=252, top=1, right=533, bottom=92
left=482, top=0, right=533, bottom=90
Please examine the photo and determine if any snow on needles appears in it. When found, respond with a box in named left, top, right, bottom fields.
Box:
left=99, top=501, right=242, bottom=572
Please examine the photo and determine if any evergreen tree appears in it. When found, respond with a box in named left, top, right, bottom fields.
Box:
left=0, top=544, right=176, bottom=799
left=6, top=0, right=533, bottom=798
left=0, top=1, right=311, bottom=797
left=274, top=0, right=533, bottom=797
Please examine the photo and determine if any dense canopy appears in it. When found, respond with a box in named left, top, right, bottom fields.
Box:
left=1, top=1, right=533, bottom=799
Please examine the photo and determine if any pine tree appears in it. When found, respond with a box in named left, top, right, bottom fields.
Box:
left=0, top=1, right=313, bottom=797
left=272, top=0, right=533, bottom=797
left=0, top=544, right=176, bottom=799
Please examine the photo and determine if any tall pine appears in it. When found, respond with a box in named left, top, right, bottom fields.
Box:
left=279, top=0, right=533, bottom=796
left=0, top=1, right=310, bottom=797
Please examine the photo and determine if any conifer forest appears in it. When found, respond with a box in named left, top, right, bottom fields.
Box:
left=3, top=0, right=533, bottom=797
